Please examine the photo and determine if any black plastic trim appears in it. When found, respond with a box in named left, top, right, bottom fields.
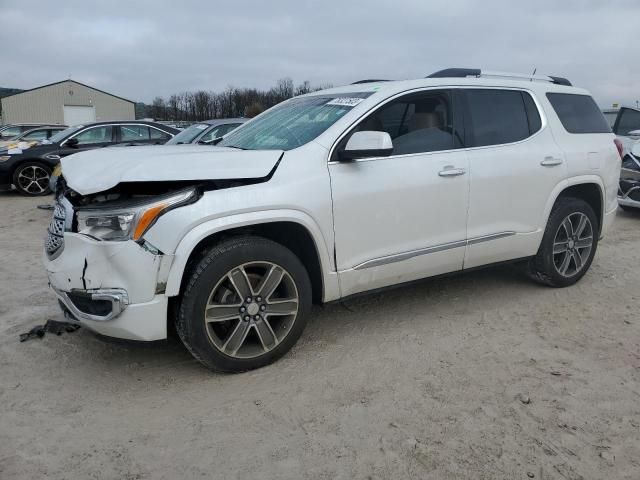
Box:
left=351, top=79, right=390, bottom=84
left=427, top=68, right=481, bottom=79
left=549, top=76, right=572, bottom=86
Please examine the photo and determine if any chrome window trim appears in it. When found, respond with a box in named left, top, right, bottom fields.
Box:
left=327, top=86, right=548, bottom=165
left=62, top=123, right=175, bottom=146
left=352, top=232, right=516, bottom=270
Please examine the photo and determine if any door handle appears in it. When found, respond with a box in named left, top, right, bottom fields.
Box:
left=438, top=166, right=466, bottom=177
left=541, top=156, right=563, bottom=166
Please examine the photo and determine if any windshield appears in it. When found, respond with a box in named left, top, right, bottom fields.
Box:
left=46, top=125, right=85, bottom=144
left=218, top=94, right=371, bottom=151
left=165, top=124, right=210, bottom=145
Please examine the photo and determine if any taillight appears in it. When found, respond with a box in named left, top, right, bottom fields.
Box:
left=614, top=138, right=624, bottom=159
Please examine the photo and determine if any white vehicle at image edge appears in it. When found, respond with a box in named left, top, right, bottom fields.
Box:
left=43, top=68, right=622, bottom=372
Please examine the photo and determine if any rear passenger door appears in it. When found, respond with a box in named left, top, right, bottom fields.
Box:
left=461, top=88, right=566, bottom=268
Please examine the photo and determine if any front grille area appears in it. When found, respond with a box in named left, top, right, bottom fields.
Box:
left=45, top=202, right=66, bottom=257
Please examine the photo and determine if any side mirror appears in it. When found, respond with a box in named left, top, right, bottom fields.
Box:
left=338, top=131, right=393, bottom=161
left=65, top=137, right=79, bottom=148
left=628, top=129, right=640, bottom=139
left=631, top=141, right=640, bottom=158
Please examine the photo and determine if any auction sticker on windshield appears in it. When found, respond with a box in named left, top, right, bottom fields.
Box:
left=326, top=97, right=366, bottom=107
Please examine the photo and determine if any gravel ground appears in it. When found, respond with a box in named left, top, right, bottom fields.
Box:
left=1, top=192, right=639, bottom=480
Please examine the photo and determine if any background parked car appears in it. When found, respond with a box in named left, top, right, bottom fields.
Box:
left=0, top=120, right=179, bottom=196
left=604, top=106, right=640, bottom=154
left=0, top=125, right=67, bottom=148
left=165, top=118, right=246, bottom=145
left=619, top=139, right=640, bottom=211
left=0, top=123, right=60, bottom=139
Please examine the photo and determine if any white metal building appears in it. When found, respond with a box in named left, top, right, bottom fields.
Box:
left=1, top=79, right=135, bottom=125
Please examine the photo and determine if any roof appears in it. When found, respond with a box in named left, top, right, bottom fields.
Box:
left=0, top=122, right=60, bottom=127
left=0, top=79, right=135, bottom=104
left=65, top=120, right=180, bottom=134
left=307, top=75, right=587, bottom=101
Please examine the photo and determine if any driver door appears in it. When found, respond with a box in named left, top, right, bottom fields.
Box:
left=58, top=125, right=115, bottom=157
left=329, top=89, right=470, bottom=297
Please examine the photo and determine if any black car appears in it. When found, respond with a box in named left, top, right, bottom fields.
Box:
left=0, top=121, right=179, bottom=196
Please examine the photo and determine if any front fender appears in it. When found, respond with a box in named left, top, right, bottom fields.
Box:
left=162, top=209, right=339, bottom=301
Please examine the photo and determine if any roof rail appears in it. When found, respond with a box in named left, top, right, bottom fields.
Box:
left=351, top=79, right=390, bottom=84
left=427, top=68, right=572, bottom=86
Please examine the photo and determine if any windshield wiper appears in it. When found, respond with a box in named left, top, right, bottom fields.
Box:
left=224, top=145, right=248, bottom=150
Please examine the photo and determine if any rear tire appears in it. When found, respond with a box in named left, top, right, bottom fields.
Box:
left=176, top=236, right=312, bottom=372
left=527, top=197, right=598, bottom=287
left=13, top=161, right=52, bottom=196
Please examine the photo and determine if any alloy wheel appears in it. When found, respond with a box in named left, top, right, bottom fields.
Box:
left=204, top=261, right=299, bottom=359
left=17, top=165, right=50, bottom=194
left=552, top=212, right=594, bottom=277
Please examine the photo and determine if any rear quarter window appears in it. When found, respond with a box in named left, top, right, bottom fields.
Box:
left=546, top=93, right=611, bottom=134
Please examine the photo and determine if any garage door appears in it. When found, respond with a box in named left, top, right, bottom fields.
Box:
left=63, top=106, right=96, bottom=126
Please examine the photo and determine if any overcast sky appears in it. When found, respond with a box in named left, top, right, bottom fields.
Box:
left=1, top=0, right=638, bottom=107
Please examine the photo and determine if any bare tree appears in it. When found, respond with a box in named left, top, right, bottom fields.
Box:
left=139, top=79, right=327, bottom=121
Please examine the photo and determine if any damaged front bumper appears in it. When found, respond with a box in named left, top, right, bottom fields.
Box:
left=52, top=287, right=129, bottom=322
left=43, top=233, right=173, bottom=341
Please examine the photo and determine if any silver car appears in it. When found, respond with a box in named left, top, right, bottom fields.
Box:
left=165, top=118, right=246, bottom=145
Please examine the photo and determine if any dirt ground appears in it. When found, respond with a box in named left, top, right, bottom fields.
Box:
left=0, top=191, right=639, bottom=480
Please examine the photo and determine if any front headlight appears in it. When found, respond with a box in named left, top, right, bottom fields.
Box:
left=0, top=156, right=10, bottom=162
left=76, top=188, right=198, bottom=241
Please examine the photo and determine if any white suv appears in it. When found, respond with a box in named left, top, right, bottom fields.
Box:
left=44, top=69, right=621, bottom=372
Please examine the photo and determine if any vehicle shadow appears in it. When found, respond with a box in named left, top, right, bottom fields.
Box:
left=59, top=262, right=534, bottom=377
left=618, top=205, right=640, bottom=218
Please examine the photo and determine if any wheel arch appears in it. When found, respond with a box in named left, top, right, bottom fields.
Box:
left=10, top=157, right=53, bottom=177
left=543, top=177, right=604, bottom=236
left=163, top=212, right=338, bottom=304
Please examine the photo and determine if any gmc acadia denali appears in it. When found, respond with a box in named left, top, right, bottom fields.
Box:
left=43, top=69, right=622, bottom=372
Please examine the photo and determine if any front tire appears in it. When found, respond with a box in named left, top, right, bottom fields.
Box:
left=527, top=197, right=599, bottom=287
left=13, top=161, right=52, bottom=196
left=176, top=236, right=312, bottom=372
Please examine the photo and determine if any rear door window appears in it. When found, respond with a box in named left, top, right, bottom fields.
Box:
left=546, top=93, right=611, bottom=134
left=465, top=89, right=534, bottom=147
left=613, top=107, right=640, bottom=136
left=121, top=125, right=151, bottom=141
left=149, top=127, right=171, bottom=141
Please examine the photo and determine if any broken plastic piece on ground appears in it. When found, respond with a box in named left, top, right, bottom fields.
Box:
left=36, top=204, right=55, bottom=210
left=19, top=319, right=80, bottom=342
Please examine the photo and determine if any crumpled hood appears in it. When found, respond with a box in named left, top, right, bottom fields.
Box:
left=61, top=145, right=283, bottom=195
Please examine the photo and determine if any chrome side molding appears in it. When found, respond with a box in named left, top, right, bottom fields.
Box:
left=353, top=232, right=516, bottom=270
